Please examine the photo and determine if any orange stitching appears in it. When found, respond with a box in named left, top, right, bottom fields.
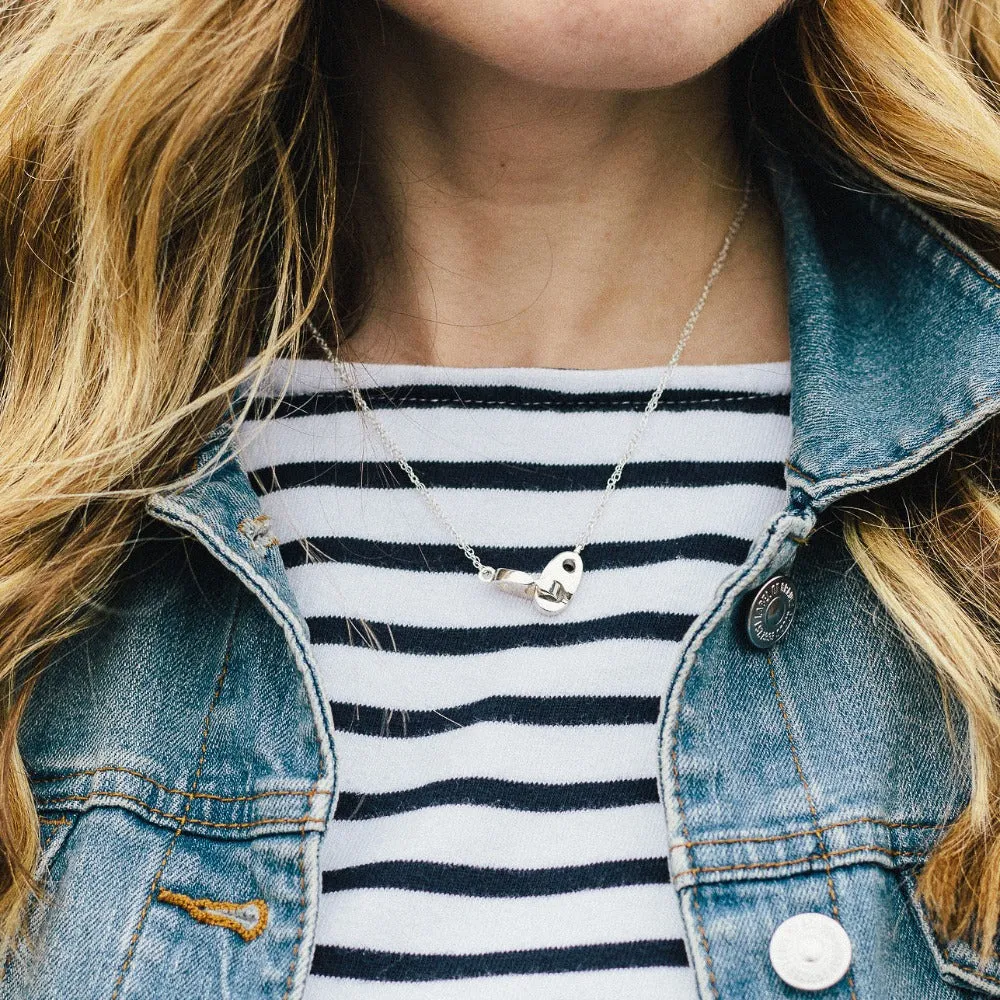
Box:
left=904, top=209, right=1000, bottom=293
left=942, top=943, right=1000, bottom=987
left=110, top=632, right=233, bottom=1000
left=675, top=844, right=922, bottom=879
left=37, top=792, right=330, bottom=830
left=783, top=389, right=1000, bottom=492
left=39, top=818, right=69, bottom=852
left=769, top=653, right=859, bottom=1000
left=282, top=826, right=308, bottom=1000
left=37, top=817, right=69, bottom=826
left=662, top=513, right=804, bottom=1000
left=30, top=764, right=319, bottom=804
left=34, top=792, right=320, bottom=830
left=688, top=884, right=716, bottom=998
left=784, top=458, right=816, bottom=483
left=939, top=925, right=1000, bottom=986
left=957, top=964, right=1000, bottom=987
left=672, top=816, right=943, bottom=850
left=38, top=818, right=68, bottom=852
left=768, top=656, right=839, bottom=903
left=821, top=392, right=1000, bottom=485
left=237, top=514, right=279, bottom=551
left=950, top=253, right=1000, bottom=291
left=157, top=888, right=268, bottom=943
left=671, top=741, right=719, bottom=998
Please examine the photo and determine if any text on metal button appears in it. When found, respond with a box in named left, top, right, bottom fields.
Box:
left=745, top=573, right=796, bottom=648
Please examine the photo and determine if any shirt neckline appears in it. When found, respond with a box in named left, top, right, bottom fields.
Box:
left=241, top=356, right=792, bottom=398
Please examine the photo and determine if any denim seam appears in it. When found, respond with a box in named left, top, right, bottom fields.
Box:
left=39, top=820, right=67, bottom=852
left=943, top=947, right=1000, bottom=988
left=824, top=135, right=1000, bottom=294
left=282, top=831, right=308, bottom=1000
left=147, top=495, right=336, bottom=999
left=785, top=459, right=815, bottom=483
left=673, top=817, right=943, bottom=850
left=109, top=611, right=236, bottom=1000
left=30, top=765, right=322, bottom=804
left=670, top=742, right=718, bottom=1000
left=33, top=793, right=322, bottom=831
left=878, top=180, right=1000, bottom=294
left=658, top=511, right=801, bottom=1000
left=786, top=393, right=1000, bottom=500
left=768, top=653, right=859, bottom=1000
left=675, top=844, right=924, bottom=880
left=146, top=495, right=337, bottom=829
left=900, top=871, right=1000, bottom=996
left=780, top=153, right=1000, bottom=498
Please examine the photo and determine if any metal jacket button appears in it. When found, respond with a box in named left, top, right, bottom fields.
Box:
left=769, top=913, right=852, bottom=991
left=745, top=573, right=796, bottom=648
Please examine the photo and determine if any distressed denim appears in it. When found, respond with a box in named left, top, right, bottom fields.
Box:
left=7, top=132, right=1000, bottom=999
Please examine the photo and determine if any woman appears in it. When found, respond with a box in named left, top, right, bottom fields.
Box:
left=4, top=0, right=1000, bottom=997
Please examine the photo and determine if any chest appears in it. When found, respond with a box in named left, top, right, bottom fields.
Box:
left=8, top=413, right=992, bottom=1000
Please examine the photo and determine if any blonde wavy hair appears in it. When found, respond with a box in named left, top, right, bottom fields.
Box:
left=3, top=0, right=1000, bottom=969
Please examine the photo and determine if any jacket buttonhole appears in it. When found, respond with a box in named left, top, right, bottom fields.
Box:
left=157, top=887, right=269, bottom=942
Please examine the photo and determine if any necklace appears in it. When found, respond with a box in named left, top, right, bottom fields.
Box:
left=307, top=173, right=753, bottom=616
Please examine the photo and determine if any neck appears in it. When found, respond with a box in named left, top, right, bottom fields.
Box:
left=337, top=11, right=789, bottom=369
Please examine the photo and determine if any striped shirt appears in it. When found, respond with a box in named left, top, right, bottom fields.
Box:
left=233, top=356, right=793, bottom=1000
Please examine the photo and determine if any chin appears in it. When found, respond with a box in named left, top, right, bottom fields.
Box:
left=382, top=0, right=790, bottom=91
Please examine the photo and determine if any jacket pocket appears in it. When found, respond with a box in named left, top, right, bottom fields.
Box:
left=34, top=813, right=75, bottom=884
left=898, top=866, right=1000, bottom=996
left=0, top=812, right=78, bottom=993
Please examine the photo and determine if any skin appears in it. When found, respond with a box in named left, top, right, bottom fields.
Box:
left=338, top=0, right=793, bottom=368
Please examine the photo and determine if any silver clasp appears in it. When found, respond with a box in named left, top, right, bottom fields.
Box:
left=490, top=551, right=583, bottom=615
left=492, top=567, right=538, bottom=599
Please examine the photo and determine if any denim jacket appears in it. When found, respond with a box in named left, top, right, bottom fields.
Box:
left=8, top=130, right=1000, bottom=1000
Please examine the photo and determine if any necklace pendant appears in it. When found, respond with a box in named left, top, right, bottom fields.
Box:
left=534, top=550, right=583, bottom=615
left=493, top=550, right=583, bottom=615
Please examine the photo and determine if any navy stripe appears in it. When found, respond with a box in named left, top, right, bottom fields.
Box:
left=280, top=533, right=751, bottom=572
left=330, top=695, right=660, bottom=737
left=307, top=611, right=694, bottom=654
left=333, top=777, right=660, bottom=820
left=322, top=857, right=671, bottom=896
left=243, top=383, right=790, bottom=418
left=310, top=939, right=688, bottom=980
left=249, top=458, right=785, bottom=493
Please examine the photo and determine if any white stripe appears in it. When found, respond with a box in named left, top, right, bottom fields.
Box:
left=332, top=723, right=657, bottom=792
left=254, top=482, right=788, bottom=547
left=234, top=359, right=791, bottom=1000
left=303, top=966, right=698, bottom=1000
left=236, top=407, right=793, bottom=466
left=321, top=804, right=669, bottom=870
left=240, top=354, right=791, bottom=396
left=311, top=640, right=678, bottom=707
left=291, top=558, right=738, bottom=626
left=313, top=884, right=685, bottom=954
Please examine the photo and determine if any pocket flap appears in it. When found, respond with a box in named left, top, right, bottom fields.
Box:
left=899, top=869, right=1000, bottom=996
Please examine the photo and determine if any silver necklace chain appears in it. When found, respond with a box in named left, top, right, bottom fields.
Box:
left=307, top=173, right=752, bottom=613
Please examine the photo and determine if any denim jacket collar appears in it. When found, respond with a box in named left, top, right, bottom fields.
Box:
left=148, top=137, right=1000, bottom=535
left=765, top=141, right=1000, bottom=509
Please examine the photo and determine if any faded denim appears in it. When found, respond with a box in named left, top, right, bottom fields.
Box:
left=7, top=131, right=1000, bottom=998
